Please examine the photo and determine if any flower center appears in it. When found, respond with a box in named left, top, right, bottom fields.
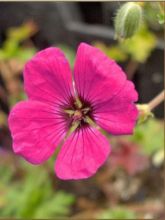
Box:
left=64, top=97, right=94, bottom=129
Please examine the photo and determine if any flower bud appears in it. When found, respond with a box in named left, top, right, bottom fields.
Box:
left=136, top=104, right=153, bottom=124
left=114, top=2, right=142, bottom=39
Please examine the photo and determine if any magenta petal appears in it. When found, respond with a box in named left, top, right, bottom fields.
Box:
left=8, top=101, right=67, bottom=164
left=24, top=47, right=73, bottom=106
left=73, top=43, right=126, bottom=103
left=93, top=81, right=139, bottom=135
left=55, top=127, right=111, bottom=180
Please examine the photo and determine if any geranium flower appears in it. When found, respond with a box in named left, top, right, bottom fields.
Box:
left=8, top=43, right=138, bottom=180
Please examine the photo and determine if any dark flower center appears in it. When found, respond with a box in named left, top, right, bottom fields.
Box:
left=63, top=97, right=94, bottom=129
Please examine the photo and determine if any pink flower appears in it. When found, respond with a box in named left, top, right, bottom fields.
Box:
left=8, top=43, right=138, bottom=180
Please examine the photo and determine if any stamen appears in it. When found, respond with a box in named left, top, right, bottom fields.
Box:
left=65, top=120, right=80, bottom=139
left=75, top=97, right=83, bottom=109
left=64, top=109, right=75, bottom=116
left=84, top=116, right=98, bottom=128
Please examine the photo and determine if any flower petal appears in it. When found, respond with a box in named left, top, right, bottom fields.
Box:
left=73, top=43, right=126, bottom=104
left=55, top=127, right=111, bottom=180
left=93, top=81, right=139, bottom=135
left=8, top=101, right=67, bottom=164
left=24, top=47, right=74, bottom=107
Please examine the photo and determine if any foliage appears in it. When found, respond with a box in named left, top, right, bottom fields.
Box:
left=109, top=119, right=164, bottom=174
left=99, top=207, right=136, bottom=219
left=7, top=21, right=37, bottom=42
left=0, top=159, right=75, bottom=218
left=93, top=42, right=128, bottom=62
left=143, top=2, right=165, bottom=28
left=93, top=25, right=156, bottom=64
left=131, top=119, right=164, bottom=156
left=0, top=21, right=37, bottom=61
left=120, top=24, right=156, bottom=63
left=157, top=13, right=165, bottom=25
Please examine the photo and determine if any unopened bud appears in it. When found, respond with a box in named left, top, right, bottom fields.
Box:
left=114, top=2, right=142, bottom=39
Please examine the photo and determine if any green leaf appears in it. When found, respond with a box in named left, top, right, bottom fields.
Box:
left=99, top=207, right=136, bottom=219
left=0, top=22, right=37, bottom=61
left=2, top=39, right=19, bottom=59
left=120, top=24, right=156, bottom=63
left=7, top=21, right=37, bottom=43
left=34, top=191, right=75, bottom=218
left=143, top=2, right=164, bottom=28
left=15, top=47, right=37, bottom=61
left=157, top=13, right=165, bottom=24
left=0, top=161, right=75, bottom=218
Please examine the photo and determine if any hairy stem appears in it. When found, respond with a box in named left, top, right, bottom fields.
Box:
left=148, top=90, right=164, bottom=111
